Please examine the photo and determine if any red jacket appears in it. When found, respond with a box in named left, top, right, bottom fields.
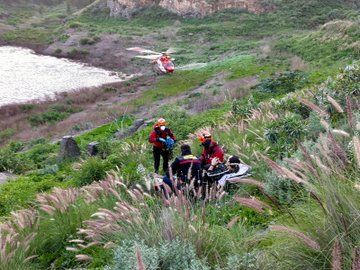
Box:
left=149, top=126, right=176, bottom=149
left=201, top=141, right=224, bottom=165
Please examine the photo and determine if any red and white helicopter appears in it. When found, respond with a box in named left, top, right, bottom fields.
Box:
left=126, top=47, right=176, bottom=74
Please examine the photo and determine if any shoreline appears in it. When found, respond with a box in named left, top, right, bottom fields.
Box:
left=0, top=44, right=140, bottom=109
left=0, top=38, right=155, bottom=145
left=0, top=74, right=155, bottom=146
left=0, top=40, right=124, bottom=71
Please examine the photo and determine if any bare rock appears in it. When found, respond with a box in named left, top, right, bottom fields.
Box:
left=0, top=172, right=15, bottom=185
left=115, top=118, right=145, bottom=139
left=107, top=0, right=274, bottom=18
left=87, top=141, right=99, bottom=156
left=60, top=136, right=80, bottom=159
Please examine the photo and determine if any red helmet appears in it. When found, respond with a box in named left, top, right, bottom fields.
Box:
left=156, top=118, right=167, bottom=127
left=198, top=131, right=212, bottom=143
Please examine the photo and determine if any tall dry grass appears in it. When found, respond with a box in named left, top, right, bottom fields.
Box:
left=256, top=96, right=360, bottom=269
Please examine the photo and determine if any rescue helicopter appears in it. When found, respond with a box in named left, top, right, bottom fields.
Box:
left=126, top=47, right=176, bottom=75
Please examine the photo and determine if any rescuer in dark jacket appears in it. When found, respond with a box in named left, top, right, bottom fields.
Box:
left=163, top=144, right=202, bottom=192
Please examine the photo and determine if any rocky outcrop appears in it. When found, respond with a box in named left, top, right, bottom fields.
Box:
left=160, top=0, right=269, bottom=16
left=107, top=0, right=154, bottom=17
left=115, top=118, right=146, bottom=139
left=0, top=172, right=15, bottom=185
left=60, top=136, right=81, bottom=159
left=107, top=0, right=272, bottom=17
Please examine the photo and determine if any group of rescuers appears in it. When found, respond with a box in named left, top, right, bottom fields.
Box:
left=148, top=118, right=251, bottom=194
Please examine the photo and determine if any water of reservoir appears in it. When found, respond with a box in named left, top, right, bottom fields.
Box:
left=0, top=46, right=129, bottom=107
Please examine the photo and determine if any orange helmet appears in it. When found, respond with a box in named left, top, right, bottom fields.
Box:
left=156, top=118, right=167, bottom=127
left=198, top=131, right=212, bottom=143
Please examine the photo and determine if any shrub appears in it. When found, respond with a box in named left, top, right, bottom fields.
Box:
left=20, top=104, right=36, bottom=112
left=107, top=239, right=159, bottom=270
left=260, top=94, right=360, bottom=270
left=67, top=48, right=89, bottom=58
left=231, top=95, right=256, bottom=118
left=271, top=97, right=311, bottom=119
left=306, top=112, right=326, bottom=140
left=67, top=21, right=83, bottom=29
left=54, top=48, right=62, bottom=54
left=264, top=170, right=303, bottom=205
left=264, top=114, right=306, bottom=158
left=0, top=128, right=15, bottom=142
left=225, top=252, right=259, bottom=270
left=159, top=239, right=210, bottom=270
left=80, top=36, right=100, bottom=45
left=107, top=239, right=210, bottom=270
left=58, top=34, right=70, bottom=42
left=103, top=87, right=117, bottom=93
left=155, top=105, right=191, bottom=140
left=24, top=143, right=56, bottom=167
left=97, top=138, right=113, bottom=159
left=0, top=177, right=57, bottom=215
left=0, top=145, right=32, bottom=173
left=28, top=105, right=81, bottom=126
left=28, top=110, right=69, bottom=126
left=332, top=63, right=360, bottom=97
left=255, top=71, right=308, bottom=96
left=75, top=157, right=109, bottom=186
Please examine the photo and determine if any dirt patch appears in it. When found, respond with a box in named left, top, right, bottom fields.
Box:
left=0, top=23, right=15, bottom=35
left=221, top=76, right=259, bottom=92
left=290, top=55, right=309, bottom=71
left=0, top=76, right=156, bottom=145
left=43, top=31, right=160, bottom=74
left=135, top=73, right=259, bottom=118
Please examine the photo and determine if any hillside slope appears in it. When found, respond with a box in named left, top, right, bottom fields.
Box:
left=0, top=1, right=359, bottom=269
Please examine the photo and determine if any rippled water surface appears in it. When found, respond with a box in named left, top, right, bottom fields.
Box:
left=0, top=46, right=127, bottom=106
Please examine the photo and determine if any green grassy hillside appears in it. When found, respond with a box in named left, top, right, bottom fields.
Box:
left=0, top=1, right=359, bottom=269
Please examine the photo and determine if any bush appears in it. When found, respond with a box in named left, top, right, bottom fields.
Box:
left=332, top=63, right=360, bottom=97
left=28, top=104, right=81, bottom=126
left=231, top=95, right=256, bottom=118
left=225, top=252, right=259, bottom=270
left=29, top=110, right=68, bottom=126
left=67, top=48, right=89, bottom=58
left=20, top=104, right=36, bottom=112
left=0, top=128, right=15, bottom=142
left=107, top=239, right=210, bottom=270
left=159, top=239, right=210, bottom=270
left=0, top=177, right=57, bottom=215
left=255, top=71, right=308, bottom=96
left=97, top=139, right=113, bottom=159
left=306, top=112, right=326, bottom=140
left=67, top=21, right=83, bottom=28
left=107, top=239, right=159, bottom=270
left=264, top=114, right=305, bottom=158
left=54, top=48, right=62, bottom=54
left=271, top=97, right=311, bottom=119
left=58, top=34, right=70, bottom=42
left=155, top=105, right=191, bottom=140
left=79, top=36, right=100, bottom=45
left=0, top=145, right=32, bottom=173
left=25, top=143, right=57, bottom=168
left=75, top=157, right=109, bottom=186
left=264, top=170, right=303, bottom=205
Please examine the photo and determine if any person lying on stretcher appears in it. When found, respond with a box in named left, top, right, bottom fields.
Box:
left=206, top=156, right=251, bottom=187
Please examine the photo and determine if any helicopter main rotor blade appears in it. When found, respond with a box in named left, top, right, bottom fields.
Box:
left=135, top=55, right=161, bottom=60
left=165, top=47, right=177, bottom=54
left=127, top=47, right=161, bottom=55
left=177, top=63, right=208, bottom=70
